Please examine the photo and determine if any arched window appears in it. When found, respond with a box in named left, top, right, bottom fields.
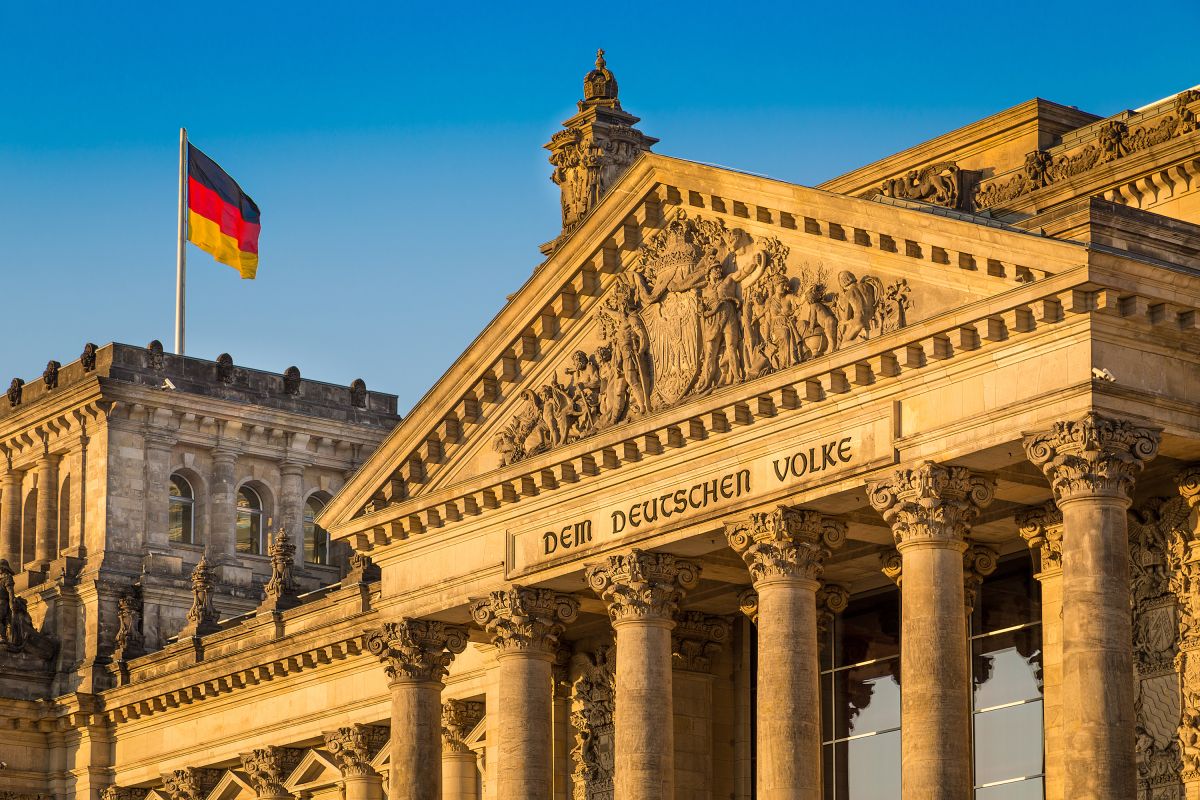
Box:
left=58, top=475, right=71, bottom=552
left=303, top=496, right=330, bottom=565
left=235, top=486, right=265, bottom=554
left=169, top=475, right=195, bottom=544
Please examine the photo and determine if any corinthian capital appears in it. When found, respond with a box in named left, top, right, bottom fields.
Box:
left=323, top=724, right=387, bottom=778
left=963, top=543, right=999, bottom=613
left=160, top=769, right=221, bottom=800
left=470, top=586, right=579, bottom=656
left=1178, top=465, right=1200, bottom=510
left=585, top=549, right=701, bottom=623
left=1023, top=412, right=1160, bottom=504
left=817, top=582, right=850, bottom=635
left=868, top=461, right=994, bottom=548
left=1016, top=501, right=1063, bottom=574
left=239, top=746, right=303, bottom=798
left=724, top=506, right=846, bottom=585
left=671, top=612, right=731, bottom=673
left=442, top=698, right=485, bottom=753
left=737, top=587, right=759, bottom=625
left=364, top=619, right=469, bottom=685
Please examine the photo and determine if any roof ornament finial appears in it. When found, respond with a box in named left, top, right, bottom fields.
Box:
left=596, top=48, right=606, bottom=69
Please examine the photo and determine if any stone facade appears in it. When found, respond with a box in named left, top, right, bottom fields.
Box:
left=7, top=55, right=1200, bottom=800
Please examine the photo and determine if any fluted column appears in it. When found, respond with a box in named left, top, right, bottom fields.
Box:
left=725, top=507, right=845, bottom=800
left=34, top=452, right=59, bottom=566
left=366, top=619, right=469, bottom=800
left=240, top=746, right=303, bottom=800
left=586, top=549, right=701, bottom=800
left=442, top=699, right=484, bottom=800
left=324, top=724, right=387, bottom=800
left=1016, top=501, right=1064, bottom=800
left=209, top=446, right=238, bottom=561
left=471, top=586, right=579, bottom=800
left=670, top=612, right=731, bottom=800
left=868, top=461, right=994, bottom=800
left=1, top=468, right=23, bottom=567
left=1024, top=413, right=1160, bottom=800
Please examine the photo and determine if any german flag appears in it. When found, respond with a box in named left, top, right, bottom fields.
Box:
left=187, top=144, right=260, bottom=279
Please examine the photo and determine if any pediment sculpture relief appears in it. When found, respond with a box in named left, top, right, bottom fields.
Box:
left=495, top=211, right=912, bottom=466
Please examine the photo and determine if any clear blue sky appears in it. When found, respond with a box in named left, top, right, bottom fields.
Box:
left=1, top=2, right=1196, bottom=413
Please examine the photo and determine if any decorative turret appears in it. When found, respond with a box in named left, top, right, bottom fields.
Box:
left=542, top=49, right=658, bottom=255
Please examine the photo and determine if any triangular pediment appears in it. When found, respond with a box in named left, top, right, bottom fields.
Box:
left=321, top=153, right=1090, bottom=539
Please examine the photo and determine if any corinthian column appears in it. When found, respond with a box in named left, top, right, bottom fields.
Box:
left=586, top=549, right=701, bottom=800
left=1, top=467, right=23, bottom=566
left=441, top=699, right=484, bottom=800
left=867, top=461, right=994, bottom=800
left=365, top=619, right=470, bottom=800
left=324, top=724, right=388, bottom=800
left=1024, top=413, right=1160, bottom=800
left=725, top=507, right=845, bottom=800
left=1015, top=501, right=1064, bottom=800
left=239, top=746, right=303, bottom=800
left=470, top=586, right=579, bottom=800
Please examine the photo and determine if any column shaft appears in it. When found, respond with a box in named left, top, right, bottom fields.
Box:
left=614, top=618, right=674, bottom=800
left=1040, top=568, right=1064, bottom=800
left=34, top=455, right=58, bottom=565
left=899, top=543, right=970, bottom=799
left=1, top=470, right=22, bottom=566
left=209, top=449, right=237, bottom=560
left=496, top=652, right=553, bottom=800
left=391, top=680, right=443, bottom=800
left=279, top=462, right=306, bottom=568
left=757, top=579, right=820, bottom=800
left=1059, top=497, right=1134, bottom=797
left=343, top=775, right=383, bottom=800
left=442, top=751, right=479, bottom=800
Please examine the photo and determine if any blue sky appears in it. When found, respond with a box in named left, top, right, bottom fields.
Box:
left=0, top=2, right=1196, bottom=413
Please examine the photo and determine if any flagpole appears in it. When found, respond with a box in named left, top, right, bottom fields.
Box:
left=175, top=127, right=188, bottom=355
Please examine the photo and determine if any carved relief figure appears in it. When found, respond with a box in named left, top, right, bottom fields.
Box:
left=879, top=161, right=961, bottom=208
left=571, top=645, right=616, bottom=800
left=834, top=271, right=884, bottom=345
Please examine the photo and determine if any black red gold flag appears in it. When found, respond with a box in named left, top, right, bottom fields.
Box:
left=186, top=144, right=260, bottom=278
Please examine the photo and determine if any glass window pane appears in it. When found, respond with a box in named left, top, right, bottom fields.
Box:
left=170, top=476, right=192, bottom=499
left=974, top=558, right=1039, bottom=635
left=822, top=672, right=833, bottom=743
left=823, top=743, right=834, bottom=800
left=975, top=776, right=1044, bottom=800
left=973, top=701, right=1044, bottom=786
left=238, top=487, right=260, bottom=509
left=827, top=729, right=901, bottom=800
left=169, top=500, right=190, bottom=543
left=236, top=512, right=259, bottom=554
left=973, top=627, right=1043, bottom=709
left=831, top=657, right=900, bottom=739
left=836, top=590, right=900, bottom=667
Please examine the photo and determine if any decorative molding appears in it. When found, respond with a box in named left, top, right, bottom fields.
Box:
left=470, top=586, right=579, bottom=655
left=323, top=723, right=388, bottom=778
left=570, top=645, right=615, bottom=800
left=1016, top=500, right=1064, bottom=575
left=725, top=506, right=846, bottom=584
left=1023, top=412, right=1160, bottom=503
left=239, top=746, right=304, bottom=797
left=585, top=549, right=700, bottom=623
left=671, top=612, right=730, bottom=673
left=867, top=460, right=994, bottom=547
left=363, top=619, right=468, bottom=685
left=442, top=699, right=485, bottom=754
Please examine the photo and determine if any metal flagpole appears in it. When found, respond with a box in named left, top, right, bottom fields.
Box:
left=175, top=127, right=188, bottom=355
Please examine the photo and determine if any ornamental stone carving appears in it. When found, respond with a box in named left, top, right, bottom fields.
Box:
left=671, top=612, right=731, bottom=673
left=737, top=587, right=759, bottom=625
left=7, top=378, right=23, bottom=408
left=816, top=583, right=851, bottom=635
left=1023, top=412, right=1160, bottom=503
left=146, top=340, right=165, bottom=370
left=42, top=360, right=60, bottom=389
left=363, top=618, right=469, bottom=684
left=585, top=549, right=700, bottom=623
left=867, top=461, right=995, bottom=547
left=215, top=353, right=234, bottom=384
left=260, top=529, right=299, bottom=612
left=470, top=586, right=579, bottom=655
left=100, top=788, right=143, bottom=800
left=497, top=209, right=913, bottom=467
left=239, top=746, right=303, bottom=798
left=81, top=342, right=97, bottom=371
left=725, top=506, right=846, bottom=584
left=112, top=589, right=144, bottom=661
left=442, top=698, right=485, bottom=753
left=283, top=366, right=301, bottom=395
left=323, top=723, right=388, bottom=778
left=1016, top=501, right=1064, bottom=574
left=160, top=768, right=221, bottom=800
left=179, top=556, right=219, bottom=637
left=879, top=548, right=903, bottom=586
left=570, top=646, right=616, bottom=800
left=879, top=161, right=965, bottom=209
left=963, top=543, right=999, bottom=613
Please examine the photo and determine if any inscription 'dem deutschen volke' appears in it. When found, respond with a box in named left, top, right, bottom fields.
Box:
left=541, top=435, right=853, bottom=556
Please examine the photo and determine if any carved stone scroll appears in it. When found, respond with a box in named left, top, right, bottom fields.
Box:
left=363, top=618, right=469, bottom=685
left=725, top=506, right=846, bottom=584
left=1016, top=501, right=1064, bottom=574
left=239, top=746, right=303, bottom=798
left=585, top=549, right=700, bottom=622
left=324, top=723, right=388, bottom=778
left=1024, top=413, right=1160, bottom=504
left=470, top=586, right=580, bottom=655
left=867, top=461, right=995, bottom=547
left=442, top=698, right=485, bottom=753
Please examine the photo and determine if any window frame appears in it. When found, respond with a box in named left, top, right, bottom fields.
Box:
left=303, top=494, right=331, bottom=565
left=235, top=485, right=266, bottom=555
left=168, top=474, right=196, bottom=545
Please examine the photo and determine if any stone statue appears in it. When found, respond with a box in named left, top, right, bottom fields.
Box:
left=182, top=556, right=219, bottom=636
left=8, top=378, right=23, bottom=408
left=113, top=591, right=144, bottom=661
left=261, top=529, right=300, bottom=612
left=42, top=360, right=60, bottom=390
left=834, top=271, right=884, bottom=345
left=0, top=559, right=14, bottom=642
left=80, top=342, right=98, bottom=372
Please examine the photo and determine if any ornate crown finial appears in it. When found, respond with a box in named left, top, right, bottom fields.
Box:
left=596, top=48, right=606, bottom=68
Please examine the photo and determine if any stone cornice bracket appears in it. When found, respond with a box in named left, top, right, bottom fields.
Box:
left=1023, top=412, right=1160, bottom=505
left=363, top=618, right=469, bottom=685
left=323, top=723, right=388, bottom=778
left=816, top=583, right=851, bottom=635
left=867, top=461, right=995, bottom=549
left=737, top=587, right=759, bottom=625
left=724, top=506, right=847, bottom=585
left=441, top=698, right=485, bottom=753
left=585, top=549, right=701, bottom=624
left=238, top=746, right=304, bottom=798
left=1016, top=500, right=1064, bottom=575
left=469, top=586, right=580, bottom=656
left=671, top=611, right=731, bottom=673
left=160, top=768, right=222, bottom=800
left=963, top=543, right=999, bottom=613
